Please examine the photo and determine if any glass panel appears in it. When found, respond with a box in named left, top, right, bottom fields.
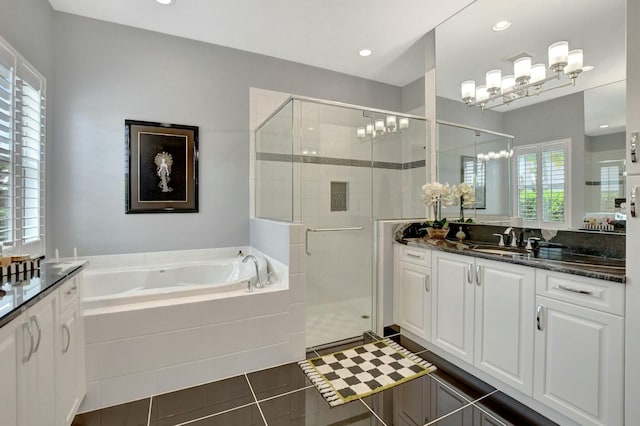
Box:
left=371, top=113, right=428, bottom=220
left=254, top=99, right=293, bottom=221
left=297, top=100, right=374, bottom=347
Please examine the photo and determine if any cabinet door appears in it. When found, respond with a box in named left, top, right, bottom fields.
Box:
left=57, top=299, right=84, bottom=426
left=19, top=291, right=57, bottom=426
left=0, top=313, right=23, bottom=426
left=432, top=251, right=474, bottom=364
left=534, top=296, right=623, bottom=426
left=397, top=261, right=431, bottom=340
left=474, top=259, right=534, bottom=395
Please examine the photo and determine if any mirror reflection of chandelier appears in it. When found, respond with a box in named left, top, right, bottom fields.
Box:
left=460, top=41, right=587, bottom=111
left=356, top=115, right=409, bottom=139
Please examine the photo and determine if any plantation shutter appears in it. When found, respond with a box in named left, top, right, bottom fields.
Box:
left=0, top=43, right=14, bottom=244
left=514, top=140, right=570, bottom=229
left=600, top=165, right=620, bottom=212
left=516, top=150, right=538, bottom=221
left=15, top=62, right=45, bottom=250
left=541, top=148, right=566, bottom=222
left=0, top=35, right=46, bottom=255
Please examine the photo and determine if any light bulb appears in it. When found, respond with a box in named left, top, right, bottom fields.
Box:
left=548, top=41, right=569, bottom=72
left=486, top=70, right=502, bottom=95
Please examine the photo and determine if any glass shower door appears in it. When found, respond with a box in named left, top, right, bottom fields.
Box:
left=297, top=100, right=374, bottom=348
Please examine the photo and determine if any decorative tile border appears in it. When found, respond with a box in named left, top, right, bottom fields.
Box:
left=256, top=152, right=425, bottom=170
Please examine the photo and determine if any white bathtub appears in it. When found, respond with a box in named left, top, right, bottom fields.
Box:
left=83, top=257, right=265, bottom=310
left=80, top=248, right=302, bottom=413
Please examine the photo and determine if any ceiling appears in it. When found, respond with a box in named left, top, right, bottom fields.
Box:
left=47, top=0, right=475, bottom=87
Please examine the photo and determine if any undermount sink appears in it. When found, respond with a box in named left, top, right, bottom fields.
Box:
left=468, top=246, right=529, bottom=256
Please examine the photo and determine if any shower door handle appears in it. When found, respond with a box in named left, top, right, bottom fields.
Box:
left=305, top=227, right=364, bottom=255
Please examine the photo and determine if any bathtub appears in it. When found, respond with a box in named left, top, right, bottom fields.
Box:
left=80, top=248, right=302, bottom=413
left=83, top=257, right=262, bottom=310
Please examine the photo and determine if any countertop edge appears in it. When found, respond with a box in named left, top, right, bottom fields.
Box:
left=0, top=262, right=88, bottom=329
left=397, top=239, right=626, bottom=284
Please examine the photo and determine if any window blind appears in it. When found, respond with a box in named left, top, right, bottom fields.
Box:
left=0, top=36, right=45, bottom=255
left=514, top=140, right=570, bottom=228
left=600, top=165, right=620, bottom=212
left=541, top=149, right=565, bottom=222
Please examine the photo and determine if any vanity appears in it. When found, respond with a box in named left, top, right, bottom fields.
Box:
left=393, top=226, right=624, bottom=426
left=0, top=262, right=87, bottom=426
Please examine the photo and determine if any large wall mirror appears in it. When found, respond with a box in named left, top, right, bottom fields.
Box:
left=434, top=0, right=626, bottom=231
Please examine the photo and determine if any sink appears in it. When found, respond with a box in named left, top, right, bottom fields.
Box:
left=469, top=246, right=529, bottom=256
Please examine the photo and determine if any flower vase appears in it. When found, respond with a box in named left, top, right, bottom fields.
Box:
left=426, top=227, right=449, bottom=240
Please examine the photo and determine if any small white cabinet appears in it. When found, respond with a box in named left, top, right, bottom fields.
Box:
left=534, top=271, right=624, bottom=426
left=18, top=290, right=58, bottom=426
left=0, top=312, right=24, bottom=426
left=0, top=270, right=86, bottom=426
left=394, top=244, right=431, bottom=341
left=56, top=275, right=86, bottom=426
left=431, top=251, right=535, bottom=395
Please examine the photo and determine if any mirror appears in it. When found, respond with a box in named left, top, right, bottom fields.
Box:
left=434, top=0, right=626, bottom=230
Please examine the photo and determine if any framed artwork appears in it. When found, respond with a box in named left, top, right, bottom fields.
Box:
left=125, top=120, right=199, bottom=213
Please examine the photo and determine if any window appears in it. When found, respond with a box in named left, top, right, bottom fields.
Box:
left=461, top=156, right=486, bottom=208
left=0, top=36, right=45, bottom=255
left=600, top=165, right=622, bottom=212
left=514, top=140, right=570, bottom=229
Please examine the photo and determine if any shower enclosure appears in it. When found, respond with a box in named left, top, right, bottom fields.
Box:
left=255, top=96, right=428, bottom=347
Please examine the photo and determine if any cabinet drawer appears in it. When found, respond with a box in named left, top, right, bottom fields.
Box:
left=398, top=245, right=431, bottom=267
left=536, top=270, right=624, bottom=316
left=58, top=277, right=80, bottom=313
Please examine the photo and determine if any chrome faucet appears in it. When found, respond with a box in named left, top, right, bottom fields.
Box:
left=503, top=227, right=518, bottom=247
left=242, top=255, right=266, bottom=289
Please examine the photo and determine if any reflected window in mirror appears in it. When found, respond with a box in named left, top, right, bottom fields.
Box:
left=600, top=163, right=624, bottom=211
left=461, top=156, right=486, bottom=209
left=514, top=140, right=570, bottom=229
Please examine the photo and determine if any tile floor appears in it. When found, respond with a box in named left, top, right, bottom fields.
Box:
left=73, top=329, right=558, bottom=426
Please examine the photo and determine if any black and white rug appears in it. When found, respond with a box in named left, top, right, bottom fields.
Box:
left=299, top=338, right=437, bottom=407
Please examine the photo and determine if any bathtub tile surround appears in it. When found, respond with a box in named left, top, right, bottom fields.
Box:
left=79, top=244, right=302, bottom=413
left=74, top=331, right=557, bottom=426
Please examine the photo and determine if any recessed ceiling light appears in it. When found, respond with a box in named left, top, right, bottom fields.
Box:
left=155, top=0, right=175, bottom=5
left=600, top=124, right=610, bottom=129
left=492, top=20, right=511, bottom=32
left=358, top=49, right=373, bottom=57
left=582, top=65, right=595, bottom=72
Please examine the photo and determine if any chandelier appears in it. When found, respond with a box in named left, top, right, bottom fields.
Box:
left=460, top=41, right=585, bottom=111
left=356, top=115, right=409, bottom=139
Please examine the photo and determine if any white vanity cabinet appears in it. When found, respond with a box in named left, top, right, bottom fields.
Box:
left=0, top=312, right=24, bottom=426
left=534, top=270, right=624, bottom=426
left=56, top=275, right=86, bottom=426
left=0, top=270, right=86, bottom=426
left=431, top=251, right=535, bottom=395
left=18, top=289, right=58, bottom=426
left=393, top=244, right=432, bottom=341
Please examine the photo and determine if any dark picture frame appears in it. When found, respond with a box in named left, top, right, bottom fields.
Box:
left=125, top=120, right=199, bottom=213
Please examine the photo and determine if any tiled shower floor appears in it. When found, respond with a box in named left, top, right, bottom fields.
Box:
left=72, top=330, right=558, bottom=426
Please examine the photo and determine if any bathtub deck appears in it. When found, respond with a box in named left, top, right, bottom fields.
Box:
left=73, top=330, right=558, bottom=426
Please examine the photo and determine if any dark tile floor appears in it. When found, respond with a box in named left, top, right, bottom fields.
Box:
left=73, top=329, right=558, bottom=426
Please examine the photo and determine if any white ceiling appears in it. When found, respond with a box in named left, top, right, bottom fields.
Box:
left=47, top=0, right=475, bottom=87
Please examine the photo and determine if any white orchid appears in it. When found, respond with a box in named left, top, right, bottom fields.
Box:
left=453, top=182, right=476, bottom=208
left=421, top=182, right=456, bottom=206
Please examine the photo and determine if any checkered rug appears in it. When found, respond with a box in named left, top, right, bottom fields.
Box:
left=299, top=338, right=437, bottom=407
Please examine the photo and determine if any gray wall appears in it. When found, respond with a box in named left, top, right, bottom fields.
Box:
left=50, top=13, right=404, bottom=256
left=503, top=92, right=586, bottom=227
left=436, top=96, right=504, bottom=133
left=586, top=131, right=625, bottom=152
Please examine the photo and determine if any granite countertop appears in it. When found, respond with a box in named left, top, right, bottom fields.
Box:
left=398, top=237, right=626, bottom=284
left=0, top=260, right=88, bottom=329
